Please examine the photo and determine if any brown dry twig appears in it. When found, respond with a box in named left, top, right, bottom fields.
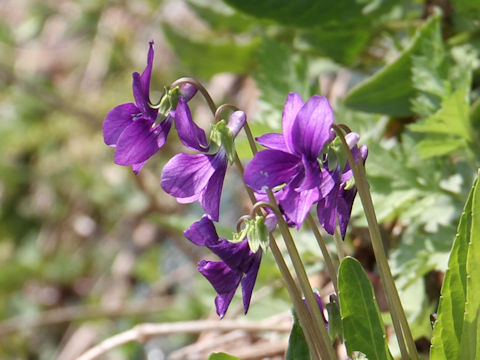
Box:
left=76, top=319, right=292, bottom=360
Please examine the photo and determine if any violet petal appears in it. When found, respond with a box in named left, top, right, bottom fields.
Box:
left=172, top=97, right=209, bottom=151
left=292, top=95, right=334, bottom=159
left=199, top=152, right=228, bottom=221
left=132, top=72, right=157, bottom=121
left=103, top=103, right=140, bottom=146
left=256, top=133, right=286, bottom=151
left=160, top=153, right=217, bottom=199
left=184, top=215, right=219, bottom=247
left=241, top=250, right=262, bottom=314
left=244, top=149, right=300, bottom=191
left=282, top=92, right=304, bottom=154
left=114, top=119, right=159, bottom=165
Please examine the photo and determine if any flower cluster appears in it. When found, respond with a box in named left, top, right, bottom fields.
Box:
left=244, top=92, right=368, bottom=237
left=103, top=42, right=367, bottom=319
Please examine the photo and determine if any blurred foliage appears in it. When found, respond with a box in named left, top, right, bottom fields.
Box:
left=1, top=0, right=480, bottom=358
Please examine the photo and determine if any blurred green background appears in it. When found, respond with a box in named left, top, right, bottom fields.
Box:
left=1, top=0, right=480, bottom=359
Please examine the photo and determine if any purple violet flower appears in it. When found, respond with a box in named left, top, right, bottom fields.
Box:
left=103, top=42, right=207, bottom=173
left=185, top=216, right=262, bottom=318
left=244, top=92, right=336, bottom=228
left=317, top=133, right=368, bottom=239
left=103, top=41, right=169, bottom=173
left=161, top=111, right=246, bottom=221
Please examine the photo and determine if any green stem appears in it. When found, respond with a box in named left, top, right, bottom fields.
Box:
left=170, top=77, right=217, bottom=115
left=267, top=191, right=337, bottom=360
left=239, top=119, right=332, bottom=359
left=269, top=236, right=322, bottom=360
left=333, top=126, right=418, bottom=360
left=333, top=227, right=345, bottom=261
left=306, top=214, right=338, bottom=295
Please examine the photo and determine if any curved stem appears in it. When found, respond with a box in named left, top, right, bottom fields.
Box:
left=306, top=214, right=338, bottom=295
left=215, top=104, right=239, bottom=123
left=333, top=125, right=418, bottom=360
left=170, top=77, right=217, bottom=115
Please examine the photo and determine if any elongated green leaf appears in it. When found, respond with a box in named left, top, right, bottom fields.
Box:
left=430, top=174, right=478, bottom=359
left=339, top=257, right=393, bottom=360
left=344, top=14, right=440, bottom=116
left=286, top=310, right=311, bottom=360
left=163, top=24, right=259, bottom=79
left=459, top=171, right=480, bottom=359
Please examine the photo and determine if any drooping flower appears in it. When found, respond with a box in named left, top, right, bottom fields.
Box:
left=161, top=111, right=246, bottom=221
left=317, top=133, right=368, bottom=239
left=103, top=41, right=169, bottom=173
left=103, top=41, right=207, bottom=173
left=185, top=216, right=262, bottom=318
left=244, top=93, right=335, bottom=228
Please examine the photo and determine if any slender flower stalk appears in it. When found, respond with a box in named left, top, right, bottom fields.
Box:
left=266, top=190, right=337, bottom=360
left=333, top=125, right=418, bottom=360
left=306, top=213, right=338, bottom=294
left=233, top=114, right=329, bottom=359
left=170, top=77, right=217, bottom=115
left=334, top=227, right=345, bottom=261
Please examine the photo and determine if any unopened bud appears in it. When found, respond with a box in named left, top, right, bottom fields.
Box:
left=345, top=132, right=360, bottom=149
left=179, top=83, right=197, bottom=102
left=227, top=111, right=246, bottom=138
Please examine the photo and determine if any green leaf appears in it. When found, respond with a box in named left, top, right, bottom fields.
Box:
left=339, top=257, right=393, bottom=360
left=344, top=14, right=441, bottom=116
left=223, top=0, right=370, bottom=28
left=298, top=25, right=371, bottom=66
left=459, top=171, right=480, bottom=359
left=326, top=296, right=344, bottom=343
left=286, top=310, right=311, bottom=360
left=456, top=0, right=480, bottom=19
left=410, top=84, right=472, bottom=142
left=208, top=352, right=241, bottom=360
left=416, top=136, right=467, bottom=159
left=187, top=0, right=256, bottom=33
left=253, top=37, right=311, bottom=112
left=163, top=24, right=259, bottom=79
left=430, top=173, right=479, bottom=359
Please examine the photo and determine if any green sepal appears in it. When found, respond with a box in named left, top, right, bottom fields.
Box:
left=155, top=86, right=180, bottom=119
left=323, top=136, right=348, bottom=174
left=344, top=176, right=356, bottom=191
left=232, top=215, right=269, bottom=252
left=326, top=294, right=344, bottom=343
left=210, top=120, right=236, bottom=164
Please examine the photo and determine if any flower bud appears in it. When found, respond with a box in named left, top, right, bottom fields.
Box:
left=227, top=111, right=246, bottom=138
left=179, top=83, right=197, bottom=102
left=345, top=132, right=360, bottom=149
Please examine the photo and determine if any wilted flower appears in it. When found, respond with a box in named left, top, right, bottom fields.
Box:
left=161, top=111, right=246, bottom=221
left=244, top=93, right=335, bottom=228
left=185, top=216, right=261, bottom=318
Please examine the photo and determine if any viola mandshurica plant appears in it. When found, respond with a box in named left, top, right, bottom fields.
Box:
left=102, top=40, right=479, bottom=360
